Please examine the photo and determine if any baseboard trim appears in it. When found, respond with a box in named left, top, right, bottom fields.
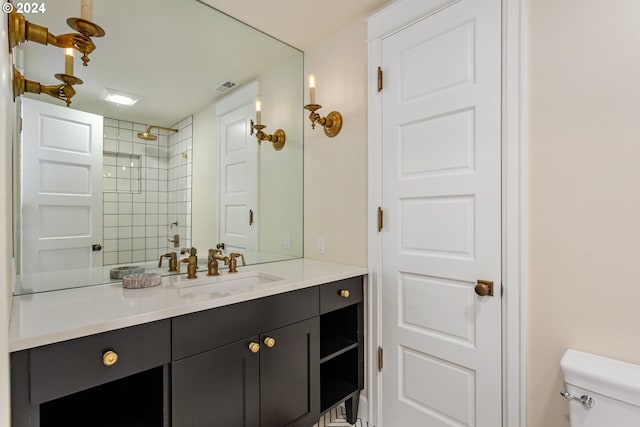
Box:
left=358, top=395, right=369, bottom=424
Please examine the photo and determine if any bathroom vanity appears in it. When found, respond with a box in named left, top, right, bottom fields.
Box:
left=9, top=259, right=366, bottom=427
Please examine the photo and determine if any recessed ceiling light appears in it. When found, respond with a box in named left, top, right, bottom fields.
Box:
left=100, top=88, right=142, bottom=106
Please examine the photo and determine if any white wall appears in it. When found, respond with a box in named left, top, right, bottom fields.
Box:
left=192, top=103, right=218, bottom=251
left=303, top=19, right=368, bottom=267
left=258, top=55, right=304, bottom=256
left=0, top=16, right=14, bottom=427
left=526, top=1, right=640, bottom=426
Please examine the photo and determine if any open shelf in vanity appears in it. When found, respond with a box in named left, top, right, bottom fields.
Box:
left=318, top=277, right=364, bottom=423
left=40, top=367, right=166, bottom=427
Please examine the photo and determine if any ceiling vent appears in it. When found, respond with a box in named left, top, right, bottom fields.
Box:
left=215, top=81, right=237, bottom=92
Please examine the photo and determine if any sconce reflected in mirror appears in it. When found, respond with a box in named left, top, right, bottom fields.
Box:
left=8, top=1, right=105, bottom=64
left=7, top=0, right=105, bottom=106
left=250, top=100, right=286, bottom=151
left=303, top=74, right=343, bottom=137
left=13, top=66, right=82, bottom=107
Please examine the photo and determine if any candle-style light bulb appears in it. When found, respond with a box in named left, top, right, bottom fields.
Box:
left=81, top=0, right=93, bottom=21
left=64, top=48, right=75, bottom=76
left=255, top=100, right=262, bottom=125
left=308, top=74, right=316, bottom=104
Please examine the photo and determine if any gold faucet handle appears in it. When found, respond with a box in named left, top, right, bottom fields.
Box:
left=158, top=252, right=177, bottom=267
left=158, top=253, right=170, bottom=267
left=230, top=253, right=246, bottom=266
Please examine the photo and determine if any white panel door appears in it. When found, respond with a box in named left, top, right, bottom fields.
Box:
left=380, top=1, right=502, bottom=426
left=21, top=98, right=103, bottom=292
left=218, top=103, right=258, bottom=253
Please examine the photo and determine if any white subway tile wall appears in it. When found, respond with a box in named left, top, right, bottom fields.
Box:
left=102, top=117, right=193, bottom=266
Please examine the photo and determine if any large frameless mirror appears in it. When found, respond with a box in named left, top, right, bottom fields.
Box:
left=13, top=0, right=304, bottom=294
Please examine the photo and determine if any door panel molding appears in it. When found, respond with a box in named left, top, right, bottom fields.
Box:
left=216, top=91, right=259, bottom=253
left=366, top=0, right=525, bottom=425
left=20, top=98, right=103, bottom=293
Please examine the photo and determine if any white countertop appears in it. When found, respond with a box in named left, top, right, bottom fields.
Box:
left=9, top=259, right=367, bottom=352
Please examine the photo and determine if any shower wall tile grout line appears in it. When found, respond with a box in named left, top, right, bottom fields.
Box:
left=102, top=117, right=193, bottom=266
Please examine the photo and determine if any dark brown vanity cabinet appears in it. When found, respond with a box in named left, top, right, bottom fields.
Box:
left=171, top=337, right=261, bottom=426
left=11, top=319, right=171, bottom=427
left=10, top=276, right=365, bottom=427
left=171, top=286, right=320, bottom=427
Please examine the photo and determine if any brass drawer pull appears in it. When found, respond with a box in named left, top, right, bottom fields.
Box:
left=102, top=350, right=118, bottom=367
left=248, top=342, right=260, bottom=353
left=340, top=289, right=350, bottom=298
left=264, top=337, right=276, bottom=348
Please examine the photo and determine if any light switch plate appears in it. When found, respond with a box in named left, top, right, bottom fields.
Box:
left=316, top=235, right=325, bottom=254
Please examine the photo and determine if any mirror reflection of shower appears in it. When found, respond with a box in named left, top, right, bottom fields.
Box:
left=137, top=125, right=178, bottom=141
left=101, top=117, right=193, bottom=268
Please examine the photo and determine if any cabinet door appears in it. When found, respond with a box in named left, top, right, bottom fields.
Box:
left=172, top=337, right=260, bottom=427
left=260, top=317, right=319, bottom=427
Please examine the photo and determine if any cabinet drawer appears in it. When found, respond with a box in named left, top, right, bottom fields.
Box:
left=320, top=277, right=363, bottom=314
left=172, top=286, right=319, bottom=360
left=30, top=319, right=170, bottom=405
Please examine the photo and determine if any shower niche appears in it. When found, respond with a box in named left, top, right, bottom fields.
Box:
left=103, top=153, right=142, bottom=194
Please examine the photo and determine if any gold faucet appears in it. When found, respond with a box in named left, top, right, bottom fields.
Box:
left=159, top=252, right=179, bottom=272
left=228, top=253, right=246, bottom=273
left=180, top=247, right=198, bottom=279
left=207, top=249, right=229, bottom=276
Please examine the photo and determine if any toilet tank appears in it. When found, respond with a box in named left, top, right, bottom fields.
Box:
left=561, top=349, right=640, bottom=427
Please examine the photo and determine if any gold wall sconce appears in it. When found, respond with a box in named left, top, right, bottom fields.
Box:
left=303, top=74, right=343, bottom=137
left=13, top=66, right=82, bottom=107
left=8, top=0, right=105, bottom=106
left=8, top=0, right=105, bottom=64
left=250, top=101, right=286, bottom=151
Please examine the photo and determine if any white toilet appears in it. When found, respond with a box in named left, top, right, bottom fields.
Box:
left=560, top=349, right=640, bottom=426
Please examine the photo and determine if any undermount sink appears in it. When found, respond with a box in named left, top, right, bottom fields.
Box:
left=174, top=270, right=285, bottom=296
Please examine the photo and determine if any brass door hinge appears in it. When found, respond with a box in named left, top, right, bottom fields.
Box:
left=377, top=67, right=383, bottom=92
left=378, top=346, right=384, bottom=372
left=377, top=207, right=383, bottom=232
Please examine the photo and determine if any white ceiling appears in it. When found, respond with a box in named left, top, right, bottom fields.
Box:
left=200, top=0, right=391, bottom=50
left=19, top=0, right=390, bottom=126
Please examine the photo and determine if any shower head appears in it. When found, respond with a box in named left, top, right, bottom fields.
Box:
left=137, top=131, right=157, bottom=141
left=136, top=125, right=178, bottom=141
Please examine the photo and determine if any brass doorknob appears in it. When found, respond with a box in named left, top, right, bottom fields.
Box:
left=340, top=289, right=350, bottom=298
left=102, top=350, right=118, bottom=367
left=248, top=342, right=260, bottom=353
left=264, top=337, right=276, bottom=348
left=475, top=280, right=494, bottom=297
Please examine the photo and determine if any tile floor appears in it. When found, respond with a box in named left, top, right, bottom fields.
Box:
left=314, top=405, right=373, bottom=427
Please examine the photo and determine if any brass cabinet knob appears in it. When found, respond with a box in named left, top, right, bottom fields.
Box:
left=340, top=289, right=350, bottom=298
left=264, top=337, right=276, bottom=348
left=102, top=350, right=118, bottom=367
left=248, top=342, right=260, bottom=353
left=475, top=280, right=494, bottom=297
